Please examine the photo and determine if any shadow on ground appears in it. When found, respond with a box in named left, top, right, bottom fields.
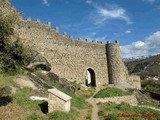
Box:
left=0, top=96, right=13, bottom=106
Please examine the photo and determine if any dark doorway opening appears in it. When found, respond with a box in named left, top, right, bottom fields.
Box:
left=39, top=101, right=48, bottom=114
left=85, top=68, right=96, bottom=87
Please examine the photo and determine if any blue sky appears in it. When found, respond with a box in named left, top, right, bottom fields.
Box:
left=10, top=0, right=160, bottom=58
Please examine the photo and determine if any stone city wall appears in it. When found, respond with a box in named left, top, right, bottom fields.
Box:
left=14, top=20, right=109, bottom=86
left=0, top=0, right=141, bottom=89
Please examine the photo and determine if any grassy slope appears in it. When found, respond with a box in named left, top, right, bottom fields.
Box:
left=98, top=102, right=160, bottom=120
left=94, top=87, right=132, bottom=98
left=0, top=73, right=94, bottom=120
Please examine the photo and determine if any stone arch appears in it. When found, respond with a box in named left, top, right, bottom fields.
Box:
left=85, top=68, right=96, bottom=87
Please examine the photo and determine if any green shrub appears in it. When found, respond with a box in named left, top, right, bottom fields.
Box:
left=71, top=81, right=80, bottom=91
left=0, top=11, right=31, bottom=72
left=116, top=102, right=131, bottom=111
left=94, top=87, right=132, bottom=98
left=141, top=80, right=160, bottom=93
left=86, top=116, right=92, bottom=120
left=98, top=111, right=105, bottom=116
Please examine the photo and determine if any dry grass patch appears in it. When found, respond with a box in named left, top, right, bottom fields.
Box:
left=0, top=103, right=31, bottom=120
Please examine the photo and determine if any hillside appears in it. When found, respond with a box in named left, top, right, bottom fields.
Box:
left=124, top=54, right=160, bottom=80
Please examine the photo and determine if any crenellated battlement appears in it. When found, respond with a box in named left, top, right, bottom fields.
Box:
left=106, top=40, right=119, bottom=45
left=0, top=0, right=105, bottom=46
left=15, top=15, right=106, bottom=45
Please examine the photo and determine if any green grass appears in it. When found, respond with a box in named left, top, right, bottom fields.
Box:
left=70, top=88, right=95, bottom=109
left=26, top=113, right=39, bottom=120
left=141, top=102, right=158, bottom=107
left=94, top=87, right=132, bottom=98
left=0, top=72, right=94, bottom=120
left=11, top=88, right=45, bottom=111
left=71, top=95, right=86, bottom=109
left=0, top=73, right=18, bottom=89
left=98, top=102, right=160, bottom=120
left=48, top=88, right=94, bottom=120
left=48, top=108, right=79, bottom=120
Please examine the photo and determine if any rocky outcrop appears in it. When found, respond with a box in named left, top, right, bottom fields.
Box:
left=25, top=51, right=51, bottom=71
left=27, top=71, right=76, bottom=94
left=13, top=75, right=37, bottom=89
left=133, top=90, right=159, bottom=106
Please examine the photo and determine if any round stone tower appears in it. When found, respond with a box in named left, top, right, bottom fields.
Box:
left=106, top=41, right=128, bottom=85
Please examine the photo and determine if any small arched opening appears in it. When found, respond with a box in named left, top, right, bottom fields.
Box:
left=85, top=68, right=96, bottom=87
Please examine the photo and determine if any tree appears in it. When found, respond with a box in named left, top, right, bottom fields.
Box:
left=0, top=10, right=29, bottom=72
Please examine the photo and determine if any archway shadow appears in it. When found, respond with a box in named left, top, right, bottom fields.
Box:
left=86, top=68, right=96, bottom=87
left=38, top=101, right=48, bottom=114
left=0, top=96, right=13, bottom=106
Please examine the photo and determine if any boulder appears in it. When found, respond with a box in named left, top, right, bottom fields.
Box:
left=13, top=75, right=37, bottom=89
left=28, top=71, right=76, bottom=94
left=25, top=51, right=51, bottom=71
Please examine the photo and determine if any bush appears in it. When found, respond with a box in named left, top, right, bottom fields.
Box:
left=86, top=116, right=92, bottom=120
left=141, top=80, right=160, bottom=93
left=0, top=13, right=31, bottom=72
left=98, top=111, right=105, bottom=116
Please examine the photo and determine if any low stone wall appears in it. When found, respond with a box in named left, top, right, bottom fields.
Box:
left=128, top=75, right=141, bottom=90
left=94, top=95, right=138, bottom=106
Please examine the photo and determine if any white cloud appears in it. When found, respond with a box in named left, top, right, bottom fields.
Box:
left=125, top=30, right=131, bottom=34
left=43, top=0, right=49, bottom=6
left=91, top=5, right=132, bottom=25
left=121, top=31, right=160, bottom=58
left=133, top=41, right=145, bottom=47
left=142, top=0, right=157, bottom=4
left=86, top=0, right=92, bottom=4
left=82, top=32, right=107, bottom=42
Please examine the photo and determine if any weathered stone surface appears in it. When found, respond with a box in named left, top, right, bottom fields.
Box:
left=48, top=88, right=72, bottom=113
left=106, top=42, right=128, bottom=84
left=128, top=75, right=141, bottom=90
left=133, top=90, right=154, bottom=104
left=28, top=71, right=76, bottom=94
left=25, top=51, right=51, bottom=71
left=13, top=75, right=37, bottom=89
left=94, top=95, right=138, bottom=106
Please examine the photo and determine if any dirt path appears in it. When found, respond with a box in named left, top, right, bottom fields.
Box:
left=86, top=87, right=104, bottom=120
left=86, top=97, right=99, bottom=120
left=86, top=86, right=160, bottom=120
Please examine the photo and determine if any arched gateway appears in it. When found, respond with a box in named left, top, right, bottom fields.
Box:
left=85, top=68, right=96, bottom=87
